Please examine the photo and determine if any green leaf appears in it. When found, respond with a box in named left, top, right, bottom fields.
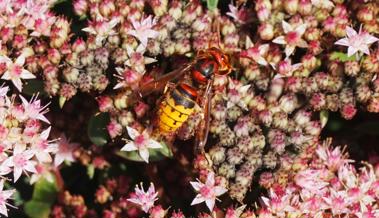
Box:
left=320, top=110, right=329, bottom=128
left=59, top=96, right=66, bottom=108
left=88, top=112, right=110, bottom=146
left=22, top=80, right=47, bottom=97
left=330, top=52, right=357, bottom=62
left=207, top=0, right=219, bottom=11
left=24, top=177, right=59, bottom=218
left=31, top=177, right=59, bottom=203
left=24, top=201, right=51, bottom=218
left=116, top=141, right=173, bottom=162
left=87, top=164, right=95, bottom=179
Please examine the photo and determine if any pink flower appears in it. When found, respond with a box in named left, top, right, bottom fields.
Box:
left=276, top=58, right=302, bottom=77
left=261, top=189, right=294, bottom=216
left=190, top=172, right=227, bottom=212
left=127, top=182, right=158, bottom=213
left=54, top=134, right=79, bottom=167
left=113, top=67, right=142, bottom=90
left=226, top=4, right=248, bottom=24
left=272, top=21, right=307, bottom=57
left=335, top=26, right=379, bottom=58
left=19, top=95, right=50, bottom=124
left=82, top=18, right=119, bottom=45
left=240, top=37, right=269, bottom=66
left=124, top=45, right=157, bottom=74
left=121, top=127, right=162, bottom=163
left=2, top=144, right=37, bottom=182
left=0, top=179, right=15, bottom=217
left=227, top=78, right=251, bottom=109
left=294, top=169, right=328, bottom=193
left=0, top=54, right=36, bottom=91
left=28, top=127, right=57, bottom=163
left=127, top=15, right=159, bottom=48
left=323, top=189, right=350, bottom=215
left=29, top=164, right=54, bottom=184
left=316, top=145, right=352, bottom=171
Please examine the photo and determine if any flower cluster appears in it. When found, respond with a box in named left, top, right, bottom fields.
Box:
left=257, top=140, right=379, bottom=218
left=0, top=0, right=379, bottom=217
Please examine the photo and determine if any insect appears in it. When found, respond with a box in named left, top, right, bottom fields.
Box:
left=137, top=47, right=232, bottom=152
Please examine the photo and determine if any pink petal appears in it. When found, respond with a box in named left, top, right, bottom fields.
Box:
left=347, top=46, right=358, bottom=57
left=346, top=26, right=357, bottom=38
left=272, top=36, right=286, bottom=45
left=285, top=46, right=296, bottom=57
left=295, top=23, right=307, bottom=36
left=139, top=148, right=149, bottom=163
left=12, top=78, right=23, bottom=92
left=54, top=155, right=64, bottom=167
left=364, top=34, right=379, bottom=44
left=190, top=181, right=202, bottom=191
left=126, top=127, right=140, bottom=140
left=0, top=71, right=11, bottom=80
left=214, top=186, right=227, bottom=196
left=146, top=140, right=162, bottom=149
left=282, top=21, right=293, bottom=33
left=120, top=142, right=137, bottom=152
left=205, top=199, right=215, bottom=212
left=205, top=172, right=215, bottom=186
left=20, top=69, right=36, bottom=79
left=15, top=55, right=25, bottom=66
left=335, top=38, right=349, bottom=46
left=13, top=168, right=22, bottom=182
left=0, top=205, right=8, bottom=217
left=191, top=194, right=205, bottom=205
left=360, top=45, right=370, bottom=55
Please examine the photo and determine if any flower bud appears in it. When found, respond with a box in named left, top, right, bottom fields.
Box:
left=298, top=0, right=312, bottom=15
left=284, top=0, right=299, bottom=15
left=258, top=23, right=274, bottom=40
left=73, top=0, right=88, bottom=16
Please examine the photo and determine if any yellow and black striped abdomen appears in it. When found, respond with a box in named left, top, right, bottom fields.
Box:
left=157, top=83, right=197, bottom=133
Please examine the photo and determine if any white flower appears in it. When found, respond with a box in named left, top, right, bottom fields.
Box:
left=19, top=94, right=50, bottom=124
left=2, top=144, right=37, bottom=182
left=0, top=179, right=15, bottom=217
left=127, top=183, right=158, bottom=213
left=0, top=54, right=36, bottom=91
left=335, top=26, right=379, bottom=58
left=121, top=127, right=162, bottom=163
left=190, top=172, right=227, bottom=212
left=54, top=134, right=79, bottom=167
left=127, top=15, right=159, bottom=48
left=82, top=18, right=119, bottom=45
left=272, top=21, right=308, bottom=57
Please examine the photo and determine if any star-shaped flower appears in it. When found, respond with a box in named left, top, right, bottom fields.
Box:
left=19, top=94, right=50, bottom=124
left=28, top=127, right=57, bottom=163
left=190, top=172, right=227, bottom=212
left=82, top=18, right=119, bottom=45
left=2, top=144, right=37, bottom=182
left=226, top=4, right=247, bottom=24
left=121, top=127, right=162, bottom=163
left=0, top=54, right=36, bottom=92
left=0, top=179, right=15, bottom=217
left=272, top=21, right=308, bottom=57
left=54, top=134, right=79, bottom=167
left=127, top=182, right=158, bottom=213
left=240, top=36, right=269, bottom=66
left=335, top=26, right=379, bottom=58
left=127, top=15, right=159, bottom=48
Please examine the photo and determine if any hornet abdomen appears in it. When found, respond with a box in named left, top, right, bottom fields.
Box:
left=157, top=83, right=198, bottom=133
